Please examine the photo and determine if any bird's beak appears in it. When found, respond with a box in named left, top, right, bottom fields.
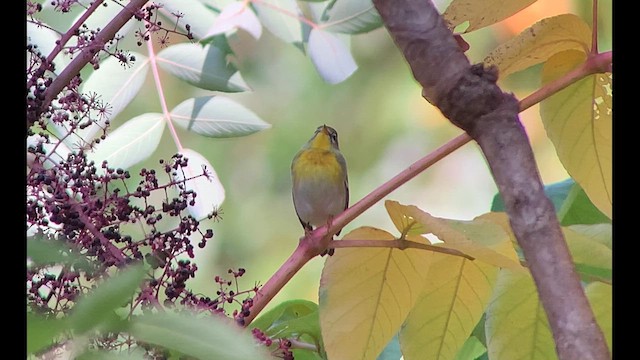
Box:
left=320, top=125, right=329, bottom=135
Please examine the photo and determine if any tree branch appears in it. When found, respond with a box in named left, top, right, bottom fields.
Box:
left=371, top=1, right=610, bottom=359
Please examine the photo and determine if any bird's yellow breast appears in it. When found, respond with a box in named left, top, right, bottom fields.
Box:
left=292, top=148, right=344, bottom=182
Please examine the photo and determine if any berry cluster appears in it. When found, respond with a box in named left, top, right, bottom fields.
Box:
left=252, top=328, right=294, bottom=360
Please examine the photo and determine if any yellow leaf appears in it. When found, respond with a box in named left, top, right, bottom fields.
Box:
left=586, top=282, right=612, bottom=351
left=484, top=14, right=591, bottom=78
left=486, top=269, right=557, bottom=360
left=319, top=226, right=433, bottom=360
left=541, top=50, right=612, bottom=218
left=385, top=201, right=522, bottom=269
left=443, top=0, right=535, bottom=33
left=400, top=253, right=498, bottom=360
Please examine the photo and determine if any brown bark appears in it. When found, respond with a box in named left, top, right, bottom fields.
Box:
left=371, top=1, right=610, bottom=359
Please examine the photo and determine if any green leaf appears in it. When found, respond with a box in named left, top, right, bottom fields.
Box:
left=69, top=264, right=146, bottom=334
left=377, top=334, right=401, bottom=360
left=400, top=254, right=498, bottom=360
left=321, top=0, right=383, bottom=34
left=541, top=51, right=612, bottom=218
left=319, top=227, right=433, bottom=360
left=76, top=348, right=147, bottom=360
left=454, top=336, right=487, bottom=360
left=87, top=113, right=165, bottom=172
left=27, top=313, right=67, bottom=355
left=484, top=14, right=591, bottom=78
left=27, top=234, right=93, bottom=272
left=586, top=282, right=612, bottom=351
left=156, top=43, right=250, bottom=92
left=308, top=28, right=357, bottom=84
left=558, top=182, right=611, bottom=226
left=254, top=0, right=305, bottom=47
left=159, top=0, right=220, bottom=40
left=443, top=0, right=536, bottom=33
left=252, top=300, right=321, bottom=342
left=485, top=269, right=557, bottom=360
left=170, top=96, right=271, bottom=138
left=204, top=1, right=262, bottom=39
left=564, top=225, right=611, bottom=283
left=173, top=148, right=225, bottom=221
left=128, top=311, right=270, bottom=360
left=78, top=52, right=150, bottom=142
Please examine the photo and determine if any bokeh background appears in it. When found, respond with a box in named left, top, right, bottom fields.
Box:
left=36, top=0, right=612, bottom=314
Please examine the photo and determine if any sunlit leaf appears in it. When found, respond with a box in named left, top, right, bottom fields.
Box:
left=170, top=96, right=270, bottom=138
left=156, top=43, right=250, bottom=92
left=320, top=227, right=433, bottom=360
left=485, top=269, right=556, bottom=360
left=78, top=52, right=150, bottom=142
left=70, top=264, right=146, bottom=334
left=443, top=0, right=536, bottom=33
left=385, top=201, right=522, bottom=269
left=158, top=0, right=219, bottom=40
left=484, top=14, right=591, bottom=78
left=308, top=28, right=357, bottom=84
left=563, top=225, right=611, bottom=283
left=129, top=311, right=270, bottom=360
left=87, top=113, right=165, bottom=171
left=586, top=282, right=612, bottom=351
left=541, top=50, right=612, bottom=218
left=173, top=149, right=225, bottom=221
left=254, top=0, right=304, bottom=47
left=204, top=1, right=262, bottom=39
left=400, top=254, right=498, bottom=360
left=567, top=223, right=611, bottom=249
left=321, top=0, right=383, bottom=34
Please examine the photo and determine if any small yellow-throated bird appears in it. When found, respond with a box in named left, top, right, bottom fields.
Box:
left=291, top=125, right=348, bottom=255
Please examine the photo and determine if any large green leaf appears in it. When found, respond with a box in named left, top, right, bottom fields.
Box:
left=128, top=311, right=270, bottom=360
left=308, top=28, right=357, bottom=84
left=87, top=113, right=165, bottom=171
left=69, top=264, right=146, bottom=334
left=564, top=225, right=612, bottom=283
left=27, top=313, right=67, bottom=355
left=558, top=182, right=611, bottom=226
left=586, top=282, right=612, bottom=351
left=484, top=14, right=591, bottom=78
left=321, top=0, right=383, bottom=34
left=156, top=43, right=250, bottom=92
left=541, top=50, right=612, bottom=218
left=443, top=0, right=536, bottom=33
left=400, top=254, right=498, bottom=360
left=252, top=299, right=321, bottom=347
left=491, top=178, right=573, bottom=213
left=485, top=269, right=556, bottom=360
left=319, top=227, right=433, bottom=360
left=27, top=234, right=93, bottom=272
left=170, top=96, right=271, bottom=138
left=454, top=336, right=487, bottom=360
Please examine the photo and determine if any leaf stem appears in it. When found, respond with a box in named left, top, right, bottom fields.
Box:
left=145, top=38, right=184, bottom=151
left=592, top=0, right=598, bottom=54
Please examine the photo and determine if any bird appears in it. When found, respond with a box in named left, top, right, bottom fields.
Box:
left=291, top=125, right=349, bottom=256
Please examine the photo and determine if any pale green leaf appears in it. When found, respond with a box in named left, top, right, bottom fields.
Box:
left=158, top=0, right=219, bottom=40
left=156, top=43, right=250, bottom=92
left=308, top=28, right=357, bottom=84
left=27, top=20, right=69, bottom=71
left=128, top=311, right=270, bottom=360
left=540, top=50, right=612, bottom=218
left=27, top=313, right=67, bottom=354
left=79, top=52, right=150, bottom=142
left=70, top=264, right=146, bottom=334
left=322, top=0, right=383, bottom=34
left=170, top=96, right=270, bottom=137
left=454, top=336, right=487, bottom=360
left=484, top=14, right=591, bottom=78
left=485, top=269, right=556, bottom=360
left=585, top=282, right=612, bottom=351
left=204, top=1, right=262, bottom=39
left=87, top=113, right=165, bottom=171
left=320, top=227, right=433, bottom=360
left=443, top=0, right=536, bottom=33
left=254, top=0, right=304, bottom=46
left=564, top=225, right=611, bottom=283
left=400, top=254, right=498, bottom=360
left=252, top=300, right=322, bottom=351
left=567, top=223, right=611, bottom=249
left=173, top=149, right=225, bottom=220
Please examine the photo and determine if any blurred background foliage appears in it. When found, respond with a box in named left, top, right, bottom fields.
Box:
left=38, top=0, right=612, bottom=314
